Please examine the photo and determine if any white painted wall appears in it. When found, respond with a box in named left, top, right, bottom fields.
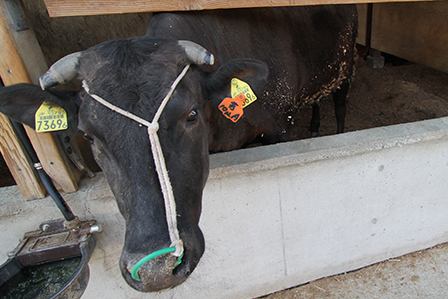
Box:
left=2, top=117, right=448, bottom=298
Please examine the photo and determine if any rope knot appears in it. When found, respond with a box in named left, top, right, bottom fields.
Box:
left=147, top=122, right=159, bottom=135
left=170, top=240, right=184, bottom=257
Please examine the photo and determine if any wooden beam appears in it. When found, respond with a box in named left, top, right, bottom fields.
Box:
left=0, top=0, right=81, bottom=199
left=43, top=0, right=438, bottom=17
left=0, top=2, right=46, bottom=199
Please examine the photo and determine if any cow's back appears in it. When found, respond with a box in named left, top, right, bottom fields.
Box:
left=147, top=5, right=357, bottom=112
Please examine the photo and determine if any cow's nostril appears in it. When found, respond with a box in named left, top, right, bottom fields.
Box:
left=120, top=247, right=200, bottom=292
left=130, top=247, right=181, bottom=281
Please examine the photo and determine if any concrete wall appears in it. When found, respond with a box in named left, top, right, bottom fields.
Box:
left=1, top=117, right=448, bottom=298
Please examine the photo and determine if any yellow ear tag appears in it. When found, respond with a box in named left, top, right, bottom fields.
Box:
left=35, top=101, right=68, bottom=132
left=230, top=78, right=257, bottom=108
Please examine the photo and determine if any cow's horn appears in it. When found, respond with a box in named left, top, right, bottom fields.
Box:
left=39, top=52, right=82, bottom=90
left=178, top=40, right=214, bottom=66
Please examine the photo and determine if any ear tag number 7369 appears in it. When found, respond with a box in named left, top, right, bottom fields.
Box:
left=35, top=101, right=68, bottom=132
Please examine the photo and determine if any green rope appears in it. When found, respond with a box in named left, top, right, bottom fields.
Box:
left=131, top=247, right=183, bottom=281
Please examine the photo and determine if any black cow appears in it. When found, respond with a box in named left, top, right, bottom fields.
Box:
left=0, top=5, right=357, bottom=292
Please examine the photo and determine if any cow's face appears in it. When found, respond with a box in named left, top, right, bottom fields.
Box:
left=0, top=37, right=268, bottom=292
left=77, top=40, right=212, bottom=291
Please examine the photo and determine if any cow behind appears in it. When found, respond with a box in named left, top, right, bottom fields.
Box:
left=146, top=6, right=358, bottom=146
left=0, top=5, right=357, bottom=292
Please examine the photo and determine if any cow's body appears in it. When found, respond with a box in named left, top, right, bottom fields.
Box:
left=148, top=6, right=357, bottom=149
left=0, top=5, right=357, bottom=293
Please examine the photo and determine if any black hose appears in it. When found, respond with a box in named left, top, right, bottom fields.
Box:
left=9, top=120, right=76, bottom=222
left=35, top=164, right=76, bottom=222
left=364, top=3, right=373, bottom=60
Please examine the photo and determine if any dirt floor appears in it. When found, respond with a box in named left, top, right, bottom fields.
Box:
left=260, top=242, right=448, bottom=299
left=1, top=51, right=448, bottom=187
left=291, top=52, right=448, bottom=141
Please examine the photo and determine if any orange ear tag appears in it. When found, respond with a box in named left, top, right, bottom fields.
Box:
left=218, top=94, right=246, bottom=123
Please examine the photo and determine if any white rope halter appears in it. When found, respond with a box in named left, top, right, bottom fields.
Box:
left=82, top=64, right=190, bottom=258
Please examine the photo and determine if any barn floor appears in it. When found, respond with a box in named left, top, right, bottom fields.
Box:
left=1, top=171, right=448, bottom=298
left=262, top=242, right=448, bottom=299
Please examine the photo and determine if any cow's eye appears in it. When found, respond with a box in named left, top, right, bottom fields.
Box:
left=187, top=109, right=198, bottom=123
left=83, top=134, right=94, bottom=144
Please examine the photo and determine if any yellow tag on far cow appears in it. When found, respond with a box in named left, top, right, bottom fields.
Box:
left=35, top=101, right=68, bottom=132
left=230, top=78, right=257, bottom=108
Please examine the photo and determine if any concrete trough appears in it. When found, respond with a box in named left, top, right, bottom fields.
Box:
left=1, top=117, right=448, bottom=298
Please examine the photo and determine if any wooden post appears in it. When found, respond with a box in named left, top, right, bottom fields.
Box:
left=43, top=0, right=439, bottom=17
left=0, top=2, right=45, bottom=199
left=0, top=0, right=81, bottom=200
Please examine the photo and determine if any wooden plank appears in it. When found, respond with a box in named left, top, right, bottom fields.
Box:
left=0, top=5, right=46, bottom=199
left=43, top=0, right=438, bottom=17
left=0, top=116, right=47, bottom=200
left=24, top=127, right=81, bottom=192
left=0, top=0, right=81, bottom=199
left=370, top=1, right=448, bottom=73
left=356, top=2, right=448, bottom=73
left=355, top=4, right=367, bottom=46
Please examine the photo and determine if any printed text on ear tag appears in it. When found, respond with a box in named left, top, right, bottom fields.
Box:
left=218, top=94, right=246, bottom=123
left=231, top=78, right=257, bottom=108
left=35, top=101, right=68, bottom=132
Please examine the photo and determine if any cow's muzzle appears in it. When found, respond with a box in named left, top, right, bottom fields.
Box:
left=120, top=250, right=194, bottom=292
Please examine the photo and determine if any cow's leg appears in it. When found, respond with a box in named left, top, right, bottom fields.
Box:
left=333, top=79, right=350, bottom=133
left=309, top=103, right=320, bottom=137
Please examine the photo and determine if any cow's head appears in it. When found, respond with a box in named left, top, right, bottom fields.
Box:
left=0, top=36, right=268, bottom=292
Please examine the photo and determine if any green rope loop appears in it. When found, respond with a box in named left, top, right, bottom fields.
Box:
left=131, top=247, right=183, bottom=281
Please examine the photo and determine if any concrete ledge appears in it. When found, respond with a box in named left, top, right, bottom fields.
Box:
left=2, top=117, right=448, bottom=298
left=210, top=117, right=448, bottom=178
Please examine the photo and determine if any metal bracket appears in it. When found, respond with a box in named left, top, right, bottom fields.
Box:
left=7, top=219, right=100, bottom=266
left=4, top=0, right=29, bottom=31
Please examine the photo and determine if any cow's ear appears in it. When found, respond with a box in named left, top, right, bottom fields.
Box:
left=0, top=83, right=79, bottom=130
left=206, top=58, right=269, bottom=102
